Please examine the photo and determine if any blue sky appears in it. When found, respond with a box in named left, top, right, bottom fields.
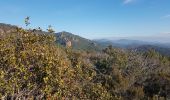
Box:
left=0, top=0, right=170, bottom=39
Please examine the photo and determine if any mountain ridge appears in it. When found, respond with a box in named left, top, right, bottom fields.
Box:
left=0, top=23, right=103, bottom=51
left=1, top=23, right=170, bottom=56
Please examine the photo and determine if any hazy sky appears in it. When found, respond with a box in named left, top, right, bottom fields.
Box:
left=0, top=0, right=170, bottom=39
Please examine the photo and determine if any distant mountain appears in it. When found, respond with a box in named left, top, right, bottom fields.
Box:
left=1, top=23, right=170, bottom=54
left=95, top=38, right=170, bottom=57
left=131, top=34, right=170, bottom=43
left=0, top=23, right=103, bottom=51
left=55, top=31, right=103, bottom=51
left=95, top=39, right=151, bottom=48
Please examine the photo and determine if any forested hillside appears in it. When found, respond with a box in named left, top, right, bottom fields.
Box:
left=0, top=24, right=170, bottom=100
left=130, top=45, right=170, bottom=57
left=55, top=31, right=103, bottom=51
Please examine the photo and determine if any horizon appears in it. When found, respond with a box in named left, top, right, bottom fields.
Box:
left=0, top=0, right=170, bottom=39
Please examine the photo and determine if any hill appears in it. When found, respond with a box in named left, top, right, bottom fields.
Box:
left=0, top=23, right=18, bottom=33
left=95, top=38, right=170, bottom=57
left=95, top=39, right=152, bottom=48
left=130, top=45, right=170, bottom=57
left=0, top=23, right=103, bottom=51
left=55, top=31, right=103, bottom=51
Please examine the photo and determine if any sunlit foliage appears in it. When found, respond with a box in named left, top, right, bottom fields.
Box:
left=0, top=23, right=170, bottom=99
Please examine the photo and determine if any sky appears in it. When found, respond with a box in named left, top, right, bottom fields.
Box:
left=0, top=0, right=170, bottom=39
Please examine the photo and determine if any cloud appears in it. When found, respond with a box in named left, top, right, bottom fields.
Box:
left=123, top=0, right=134, bottom=4
left=162, top=14, right=170, bottom=19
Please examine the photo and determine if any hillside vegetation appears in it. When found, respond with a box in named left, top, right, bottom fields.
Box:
left=0, top=24, right=170, bottom=100
left=55, top=31, right=103, bottom=51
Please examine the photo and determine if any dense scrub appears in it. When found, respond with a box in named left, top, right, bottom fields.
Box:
left=0, top=26, right=170, bottom=100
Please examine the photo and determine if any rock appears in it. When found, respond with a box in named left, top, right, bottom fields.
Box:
left=0, top=29, right=4, bottom=33
left=66, top=40, right=72, bottom=47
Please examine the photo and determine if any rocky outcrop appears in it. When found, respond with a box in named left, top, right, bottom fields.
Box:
left=66, top=40, right=72, bottom=47
left=0, top=29, right=4, bottom=33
